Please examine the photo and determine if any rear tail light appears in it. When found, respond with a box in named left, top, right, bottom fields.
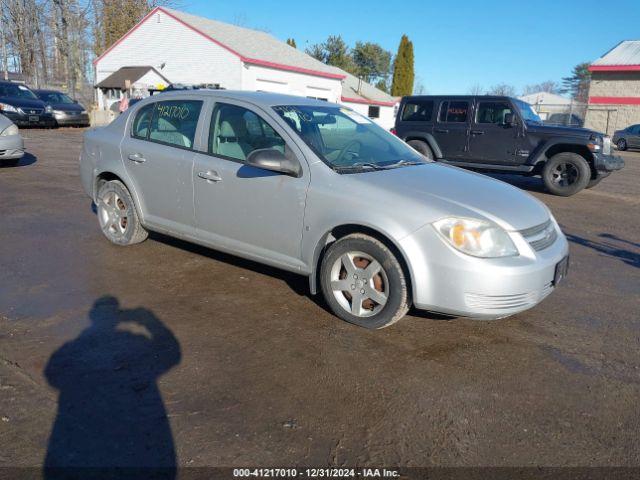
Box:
left=390, top=128, right=397, bottom=136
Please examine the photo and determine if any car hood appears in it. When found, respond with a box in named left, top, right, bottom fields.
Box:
left=0, top=96, right=47, bottom=110
left=350, top=163, right=551, bottom=231
left=526, top=122, right=600, bottom=138
left=48, top=102, right=85, bottom=112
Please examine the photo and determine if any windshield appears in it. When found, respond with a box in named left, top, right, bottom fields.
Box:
left=39, top=92, right=74, bottom=104
left=272, top=105, right=426, bottom=171
left=513, top=99, right=542, bottom=124
left=0, top=83, right=38, bottom=100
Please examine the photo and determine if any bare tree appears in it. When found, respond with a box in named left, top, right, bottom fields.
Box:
left=487, top=83, right=516, bottom=96
left=468, top=83, right=484, bottom=95
left=522, top=80, right=559, bottom=96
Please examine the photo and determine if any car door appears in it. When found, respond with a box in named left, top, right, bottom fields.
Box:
left=191, top=99, right=309, bottom=271
left=120, top=98, right=204, bottom=233
left=630, top=125, right=640, bottom=148
left=468, top=99, right=525, bottom=165
left=432, top=99, right=470, bottom=160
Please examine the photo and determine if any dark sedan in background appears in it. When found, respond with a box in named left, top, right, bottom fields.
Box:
left=34, top=89, right=90, bottom=127
left=0, top=81, right=56, bottom=128
left=612, top=124, right=640, bottom=151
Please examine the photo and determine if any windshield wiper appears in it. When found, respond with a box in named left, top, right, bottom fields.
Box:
left=384, top=159, right=426, bottom=169
left=333, top=162, right=386, bottom=172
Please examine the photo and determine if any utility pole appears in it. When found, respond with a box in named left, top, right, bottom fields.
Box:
left=0, top=2, right=9, bottom=81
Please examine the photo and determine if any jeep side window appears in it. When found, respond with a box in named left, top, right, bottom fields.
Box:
left=438, top=101, right=469, bottom=123
left=476, top=102, right=513, bottom=125
left=401, top=100, right=434, bottom=122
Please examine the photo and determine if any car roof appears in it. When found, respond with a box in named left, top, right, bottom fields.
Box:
left=33, top=89, right=60, bottom=94
left=143, top=89, right=336, bottom=108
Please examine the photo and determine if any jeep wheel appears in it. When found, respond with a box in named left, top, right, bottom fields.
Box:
left=320, top=234, right=410, bottom=329
left=407, top=139, right=434, bottom=160
left=617, top=138, right=627, bottom=151
left=96, top=180, right=148, bottom=245
left=542, top=153, right=591, bottom=196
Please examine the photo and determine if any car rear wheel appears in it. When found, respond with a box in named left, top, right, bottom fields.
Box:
left=320, top=234, right=410, bottom=329
left=96, top=180, right=148, bottom=245
left=542, top=153, right=591, bottom=196
left=407, top=139, right=434, bottom=160
left=617, top=138, right=627, bottom=151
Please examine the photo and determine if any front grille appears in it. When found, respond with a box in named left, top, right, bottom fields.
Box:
left=23, top=108, right=44, bottom=115
left=519, top=219, right=557, bottom=251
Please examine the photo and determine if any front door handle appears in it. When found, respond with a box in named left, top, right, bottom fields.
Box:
left=470, top=130, right=485, bottom=135
left=197, top=170, right=222, bottom=182
left=127, top=153, right=146, bottom=163
left=434, top=128, right=449, bottom=134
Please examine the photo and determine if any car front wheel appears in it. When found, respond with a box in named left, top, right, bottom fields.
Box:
left=542, top=153, right=591, bottom=196
left=96, top=180, right=148, bottom=245
left=407, top=139, right=434, bottom=160
left=617, top=138, right=627, bottom=151
left=320, top=234, right=410, bottom=329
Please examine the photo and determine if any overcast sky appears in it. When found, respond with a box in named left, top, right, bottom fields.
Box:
left=182, top=0, right=640, bottom=95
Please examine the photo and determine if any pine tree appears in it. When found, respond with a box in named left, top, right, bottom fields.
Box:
left=391, top=35, right=414, bottom=97
left=286, top=38, right=297, bottom=48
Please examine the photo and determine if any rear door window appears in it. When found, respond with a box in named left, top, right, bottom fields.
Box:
left=438, top=101, right=469, bottom=123
left=132, top=103, right=154, bottom=139
left=401, top=100, right=434, bottom=122
left=148, top=100, right=203, bottom=149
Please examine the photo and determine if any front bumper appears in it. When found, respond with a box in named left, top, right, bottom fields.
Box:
left=399, top=220, right=569, bottom=319
left=2, top=111, right=56, bottom=128
left=593, top=152, right=624, bottom=173
left=0, top=134, right=25, bottom=160
left=53, top=111, right=90, bottom=126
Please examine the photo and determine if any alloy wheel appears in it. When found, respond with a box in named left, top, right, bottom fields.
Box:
left=330, top=251, right=389, bottom=317
left=551, top=162, right=579, bottom=187
left=98, top=190, right=130, bottom=239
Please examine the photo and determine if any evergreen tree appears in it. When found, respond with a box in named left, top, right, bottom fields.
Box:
left=391, top=35, right=414, bottom=97
left=560, top=62, right=591, bottom=103
left=286, top=38, right=297, bottom=48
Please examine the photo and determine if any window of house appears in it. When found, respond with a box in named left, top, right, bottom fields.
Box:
left=147, top=100, right=202, bottom=149
left=438, top=101, right=469, bottom=123
left=368, top=106, right=380, bottom=119
left=476, top=102, right=513, bottom=124
left=401, top=100, right=434, bottom=121
left=209, top=103, right=285, bottom=161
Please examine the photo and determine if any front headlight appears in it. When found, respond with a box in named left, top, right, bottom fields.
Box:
left=0, top=124, right=19, bottom=137
left=588, top=135, right=603, bottom=152
left=0, top=102, right=19, bottom=113
left=433, top=217, right=518, bottom=258
left=45, top=105, right=53, bottom=114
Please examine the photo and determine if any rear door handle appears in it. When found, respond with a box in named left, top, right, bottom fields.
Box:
left=471, top=130, right=485, bottom=135
left=197, top=170, right=222, bottom=182
left=434, top=128, right=449, bottom=134
left=127, top=153, right=146, bottom=163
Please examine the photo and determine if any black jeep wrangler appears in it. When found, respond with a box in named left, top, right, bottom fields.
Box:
left=394, top=95, right=624, bottom=196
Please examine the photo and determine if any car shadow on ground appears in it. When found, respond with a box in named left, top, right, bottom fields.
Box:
left=565, top=232, right=640, bottom=269
left=0, top=152, right=37, bottom=168
left=43, top=296, right=180, bottom=479
left=485, top=172, right=548, bottom=194
left=150, top=232, right=453, bottom=322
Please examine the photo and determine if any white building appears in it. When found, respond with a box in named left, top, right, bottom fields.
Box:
left=93, top=7, right=397, bottom=128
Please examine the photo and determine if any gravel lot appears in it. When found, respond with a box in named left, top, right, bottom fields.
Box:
left=1, top=129, right=639, bottom=471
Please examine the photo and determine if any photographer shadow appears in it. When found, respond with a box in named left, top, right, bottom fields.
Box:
left=43, top=296, right=181, bottom=479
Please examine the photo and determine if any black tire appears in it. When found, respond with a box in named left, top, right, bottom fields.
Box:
left=617, top=138, right=627, bottom=151
left=542, top=152, right=591, bottom=196
left=320, top=234, right=410, bottom=329
left=96, top=180, right=148, bottom=245
left=407, top=139, right=434, bottom=160
left=1, top=158, right=20, bottom=167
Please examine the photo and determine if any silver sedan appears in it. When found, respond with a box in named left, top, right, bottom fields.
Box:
left=79, top=91, right=569, bottom=329
left=0, top=113, right=24, bottom=166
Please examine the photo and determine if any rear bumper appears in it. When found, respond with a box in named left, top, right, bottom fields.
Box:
left=593, top=152, right=624, bottom=173
left=0, top=134, right=24, bottom=160
left=399, top=220, right=570, bottom=319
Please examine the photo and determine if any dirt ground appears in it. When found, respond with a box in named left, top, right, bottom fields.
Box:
left=1, top=129, right=639, bottom=473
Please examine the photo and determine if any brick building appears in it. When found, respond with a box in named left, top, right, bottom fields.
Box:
left=585, top=40, right=640, bottom=135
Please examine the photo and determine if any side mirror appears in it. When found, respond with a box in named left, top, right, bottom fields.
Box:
left=246, top=148, right=301, bottom=177
left=503, top=113, right=515, bottom=126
